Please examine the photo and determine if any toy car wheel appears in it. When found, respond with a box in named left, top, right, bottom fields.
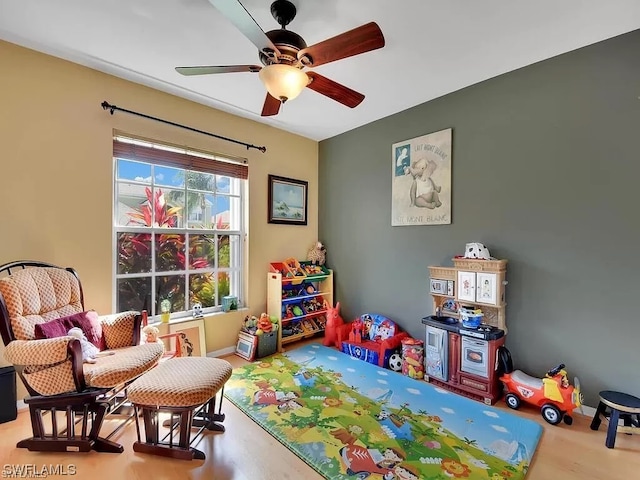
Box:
left=541, top=404, right=562, bottom=425
left=563, top=415, right=573, bottom=425
left=505, top=393, right=521, bottom=410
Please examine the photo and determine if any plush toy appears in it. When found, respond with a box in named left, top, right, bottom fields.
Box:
left=464, top=242, right=492, bottom=260
left=67, top=327, right=100, bottom=363
left=307, top=241, right=327, bottom=266
left=192, top=302, right=204, bottom=318
left=257, top=313, right=273, bottom=334
left=142, top=325, right=164, bottom=345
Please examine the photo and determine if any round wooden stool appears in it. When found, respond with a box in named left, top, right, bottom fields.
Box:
left=590, top=390, right=640, bottom=448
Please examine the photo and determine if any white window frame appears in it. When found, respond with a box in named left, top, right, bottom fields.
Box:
left=112, top=137, right=246, bottom=320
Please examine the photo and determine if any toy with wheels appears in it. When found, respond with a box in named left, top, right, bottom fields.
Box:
left=498, top=347, right=583, bottom=426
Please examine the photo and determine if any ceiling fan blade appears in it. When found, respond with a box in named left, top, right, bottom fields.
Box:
left=175, top=65, right=261, bottom=76
left=261, top=93, right=281, bottom=116
left=298, top=22, right=385, bottom=68
left=208, top=0, right=280, bottom=57
left=306, top=72, right=365, bottom=108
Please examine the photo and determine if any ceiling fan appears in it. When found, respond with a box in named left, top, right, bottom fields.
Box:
left=176, top=0, right=385, bottom=117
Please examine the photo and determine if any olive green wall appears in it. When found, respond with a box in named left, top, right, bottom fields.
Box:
left=319, top=29, right=640, bottom=407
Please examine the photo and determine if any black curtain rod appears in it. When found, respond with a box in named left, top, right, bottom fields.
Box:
left=101, top=101, right=266, bottom=153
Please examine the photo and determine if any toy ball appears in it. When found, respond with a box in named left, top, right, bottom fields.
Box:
left=388, top=353, right=403, bottom=372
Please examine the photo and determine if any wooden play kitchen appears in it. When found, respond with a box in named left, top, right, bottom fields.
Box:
left=423, top=257, right=508, bottom=405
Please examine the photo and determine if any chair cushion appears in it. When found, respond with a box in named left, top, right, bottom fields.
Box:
left=23, top=361, right=77, bottom=396
left=34, top=311, right=104, bottom=349
left=0, top=267, right=83, bottom=340
left=83, top=343, right=164, bottom=388
left=127, top=357, right=232, bottom=408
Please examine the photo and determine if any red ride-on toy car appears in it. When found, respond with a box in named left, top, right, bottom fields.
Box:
left=498, top=347, right=583, bottom=426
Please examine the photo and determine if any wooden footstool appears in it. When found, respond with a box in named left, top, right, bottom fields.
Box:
left=128, top=357, right=233, bottom=460
left=590, top=390, right=640, bottom=448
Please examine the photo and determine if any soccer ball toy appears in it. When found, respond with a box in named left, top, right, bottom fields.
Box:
left=388, top=353, right=403, bottom=372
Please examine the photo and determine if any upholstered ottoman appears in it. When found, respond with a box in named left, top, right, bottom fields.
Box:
left=128, top=356, right=233, bottom=460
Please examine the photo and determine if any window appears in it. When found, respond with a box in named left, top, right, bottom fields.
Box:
left=113, top=136, right=247, bottom=319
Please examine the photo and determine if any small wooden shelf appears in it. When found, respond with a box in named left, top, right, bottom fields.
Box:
left=268, top=268, right=333, bottom=352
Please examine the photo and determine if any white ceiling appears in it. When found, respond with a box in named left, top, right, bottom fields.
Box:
left=1, top=0, right=639, bottom=141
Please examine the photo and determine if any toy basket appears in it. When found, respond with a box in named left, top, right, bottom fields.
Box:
left=299, top=261, right=330, bottom=278
left=459, top=307, right=483, bottom=328
left=301, top=295, right=325, bottom=315
left=282, top=258, right=307, bottom=285
left=256, top=331, right=278, bottom=359
left=282, top=302, right=305, bottom=320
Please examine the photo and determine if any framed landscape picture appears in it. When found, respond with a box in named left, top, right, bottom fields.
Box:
left=268, top=174, right=308, bottom=225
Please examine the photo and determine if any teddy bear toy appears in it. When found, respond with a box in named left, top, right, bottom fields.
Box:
left=67, top=327, right=100, bottom=364
left=142, top=325, right=164, bottom=345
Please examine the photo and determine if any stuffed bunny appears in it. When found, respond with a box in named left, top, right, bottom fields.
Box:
left=67, top=327, right=100, bottom=363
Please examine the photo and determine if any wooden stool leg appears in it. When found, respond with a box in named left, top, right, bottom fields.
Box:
left=622, top=413, right=633, bottom=434
left=590, top=401, right=607, bottom=430
left=605, top=408, right=620, bottom=448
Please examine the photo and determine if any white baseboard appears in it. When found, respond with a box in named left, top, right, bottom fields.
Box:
left=207, top=346, right=236, bottom=358
left=578, top=404, right=596, bottom=418
left=16, top=399, right=27, bottom=412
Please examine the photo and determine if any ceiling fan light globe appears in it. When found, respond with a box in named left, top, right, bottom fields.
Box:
left=258, top=64, right=309, bottom=103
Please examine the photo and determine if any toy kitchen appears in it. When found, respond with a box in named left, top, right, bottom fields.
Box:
left=422, top=257, right=508, bottom=405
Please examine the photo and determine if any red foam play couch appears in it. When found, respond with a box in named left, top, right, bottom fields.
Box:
left=335, top=314, right=409, bottom=368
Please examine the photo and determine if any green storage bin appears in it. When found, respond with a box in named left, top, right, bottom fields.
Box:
left=256, top=331, right=278, bottom=359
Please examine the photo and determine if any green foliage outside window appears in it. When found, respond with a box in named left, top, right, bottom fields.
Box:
left=117, top=186, right=229, bottom=314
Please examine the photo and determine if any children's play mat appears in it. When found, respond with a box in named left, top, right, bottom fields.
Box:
left=224, top=343, right=543, bottom=480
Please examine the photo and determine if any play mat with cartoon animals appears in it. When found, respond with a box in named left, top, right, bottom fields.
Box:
left=224, top=344, right=543, bottom=480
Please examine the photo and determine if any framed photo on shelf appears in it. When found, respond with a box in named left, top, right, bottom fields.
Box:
left=268, top=174, right=308, bottom=225
left=169, top=318, right=206, bottom=357
left=235, top=331, right=258, bottom=361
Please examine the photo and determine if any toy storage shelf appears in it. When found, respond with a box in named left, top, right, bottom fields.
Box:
left=267, top=268, right=333, bottom=352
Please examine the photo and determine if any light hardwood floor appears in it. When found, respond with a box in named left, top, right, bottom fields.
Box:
left=1, top=344, right=638, bottom=480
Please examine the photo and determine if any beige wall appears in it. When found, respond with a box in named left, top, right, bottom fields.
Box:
left=0, top=40, right=318, bottom=398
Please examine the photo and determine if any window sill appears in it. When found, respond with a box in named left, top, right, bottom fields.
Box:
left=148, top=307, right=249, bottom=327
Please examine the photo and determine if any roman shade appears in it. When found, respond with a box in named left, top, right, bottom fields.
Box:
left=113, top=138, right=248, bottom=179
